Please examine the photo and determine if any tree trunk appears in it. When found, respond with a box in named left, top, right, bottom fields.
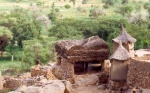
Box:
left=11, top=55, right=14, bottom=62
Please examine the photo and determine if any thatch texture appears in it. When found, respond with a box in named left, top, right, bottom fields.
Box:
left=55, top=36, right=109, bottom=62
left=110, top=41, right=130, bottom=61
left=112, top=26, right=136, bottom=43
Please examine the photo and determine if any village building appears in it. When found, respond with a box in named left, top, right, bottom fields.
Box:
left=109, top=41, right=130, bottom=90
left=112, top=26, right=136, bottom=57
left=54, top=36, right=110, bottom=83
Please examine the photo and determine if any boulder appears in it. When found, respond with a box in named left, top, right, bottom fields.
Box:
left=4, top=78, right=22, bottom=90
left=11, top=80, right=67, bottom=93
left=62, top=80, right=73, bottom=93
left=31, top=65, right=57, bottom=80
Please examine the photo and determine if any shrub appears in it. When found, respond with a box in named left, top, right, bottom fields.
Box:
left=64, top=4, right=71, bottom=9
left=55, top=8, right=60, bottom=12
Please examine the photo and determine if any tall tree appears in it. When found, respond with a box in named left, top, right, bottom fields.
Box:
left=0, top=26, right=12, bottom=57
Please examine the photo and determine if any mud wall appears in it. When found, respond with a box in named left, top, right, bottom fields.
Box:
left=127, top=58, right=150, bottom=89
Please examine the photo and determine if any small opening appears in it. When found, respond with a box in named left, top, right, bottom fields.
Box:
left=74, top=60, right=103, bottom=75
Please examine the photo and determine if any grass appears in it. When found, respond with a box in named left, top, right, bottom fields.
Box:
left=0, top=57, right=30, bottom=76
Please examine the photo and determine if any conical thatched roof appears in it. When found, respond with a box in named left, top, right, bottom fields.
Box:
left=109, top=41, right=130, bottom=61
left=112, top=26, right=136, bottom=43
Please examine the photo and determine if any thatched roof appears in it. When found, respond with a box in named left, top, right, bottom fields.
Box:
left=55, top=36, right=110, bottom=62
left=109, top=41, right=130, bottom=61
left=112, top=26, right=136, bottom=43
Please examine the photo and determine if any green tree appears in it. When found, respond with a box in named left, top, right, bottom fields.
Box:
left=48, top=2, right=59, bottom=22
left=102, top=0, right=115, bottom=6
left=114, top=5, right=133, bottom=17
left=144, top=2, right=150, bottom=14
left=0, top=26, right=12, bottom=57
left=22, top=37, right=57, bottom=65
left=89, top=7, right=106, bottom=18
left=0, top=7, right=42, bottom=61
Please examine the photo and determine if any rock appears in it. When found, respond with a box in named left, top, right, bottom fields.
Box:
left=31, top=65, right=57, bottom=80
left=62, top=80, right=72, bottom=93
left=0, top=71, right=3, bottom=90
left=13, top=80, right=65, bottom=93
left=75, top=74, right=99, bottom=86
left=98, top=84, right=107, bottom=90
left=4, top=78, right=22, bottom=90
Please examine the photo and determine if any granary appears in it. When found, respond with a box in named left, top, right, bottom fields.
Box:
left=55, top=36, right=110, bottom=83
left=112, top=26, right=136, bottom=57
left=109, top=41, right=130, bottom=82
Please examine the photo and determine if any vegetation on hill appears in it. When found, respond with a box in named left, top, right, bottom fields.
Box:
left=0, top=0, right=150, bottom=74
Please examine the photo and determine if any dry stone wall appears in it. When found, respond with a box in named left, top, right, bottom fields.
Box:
left=61, top=58, right=75, bottom=83
left=31, top=65, right=57, bottom=80
left=127, top=58, right=150, bottom=89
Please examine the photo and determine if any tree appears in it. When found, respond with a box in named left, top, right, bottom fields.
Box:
left=89, top=7, right=106, bottom=18
left=144, top=2, right=150, bottom=14
left=70, top=0, right=76, bottom=6
left=121, top=0, right=129, bottom=4
left=128, top=11, right=149, bottom=25
left=114, top=5, right=133, bottom=17
left=0, top=26, right=12, bottom=57
left=22, top=37, right=57, bottom=65
left=36, top=14, right=50, bottom=30
left=48, top=2, right=59, bottom=22
left=0, top=7, right=42, bottom=61
left=102, top=0, right=115, bottom=6
left=82, top=0, right=88, bottom=4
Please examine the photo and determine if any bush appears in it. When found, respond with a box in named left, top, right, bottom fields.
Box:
left=64, top=4, right=71, bottom=9
left=103, top=4, right=110, bottom=9
left=55, top=8, right=60, bottom=12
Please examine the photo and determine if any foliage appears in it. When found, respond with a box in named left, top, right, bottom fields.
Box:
left=21, top=37, right=57, bottom=65
left=103, top=4, right=110, bottom=9
left=89, top=7, right=106, bottom=18
left=144, top=2, right=150, bottom=14
left=48, top=2, right=59, bottom=22
left=64, top=4, right=71, bottom=9
left=0, top=7, right=42, bottom=48
left=0, top=26, right=12, bottom=38
left=102, top=0, right=115, bottom=6
left=114, top=4, right=133, bottom=17
left=49, top=18, right=83, bottom=40
left=121, top=0, right=129, bottom=4
left=70, top=0, right=76, bottom=5
left=49, top=17, right=150, bottom=50
left=77, top=6, right=87, bottom=14
left=82, top=0, right=88, bottom=4
left=128, top=11, right=149, bottom=25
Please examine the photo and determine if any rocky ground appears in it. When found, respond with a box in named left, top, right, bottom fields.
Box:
left=1, top=48, right=150, bottom=93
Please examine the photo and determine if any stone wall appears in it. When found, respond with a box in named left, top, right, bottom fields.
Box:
left=52, top=58, right=75, bottom=83
left=127, top=57, right=150, bottom=89
left=31, top=65, right=56, bottom=80
left=61, top=58, right=75, bottom=83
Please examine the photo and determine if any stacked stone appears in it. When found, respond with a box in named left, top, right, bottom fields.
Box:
left=4, top=78, right=22, bottom=90
left=61, top=58, right=75, bottom=83
left=127, top=58, right=150, bottom=89
left=31, top=65, right=57, bottom=80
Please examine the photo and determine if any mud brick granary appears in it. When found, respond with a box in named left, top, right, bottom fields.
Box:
left=109, top=41, right=130, bottom=90
left=55, top=36, right=110, bottom=83
left=112, top=26, right=136, bottom=57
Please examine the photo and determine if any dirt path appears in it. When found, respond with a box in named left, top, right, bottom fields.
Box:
left=73, top=85, right=107, bottom=93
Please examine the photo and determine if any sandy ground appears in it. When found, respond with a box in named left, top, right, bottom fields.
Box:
left=73, top=85, right=107, bottom=93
